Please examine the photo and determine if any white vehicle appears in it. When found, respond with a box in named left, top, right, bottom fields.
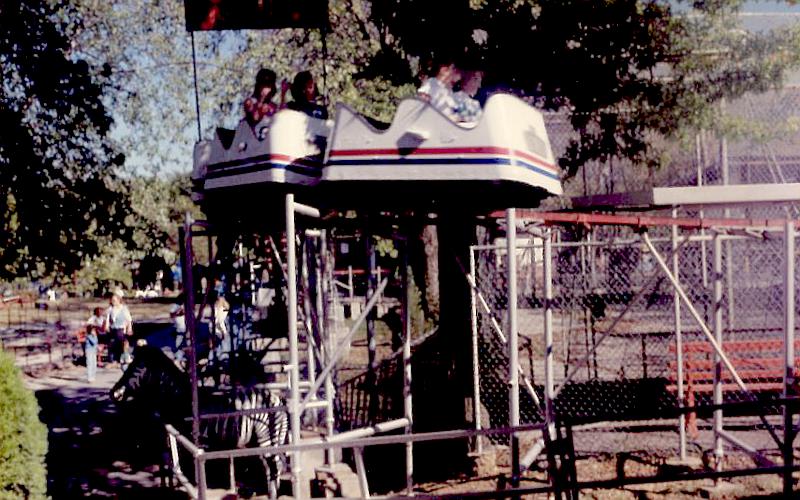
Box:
left=192, top=110, right=331, bottom=201
left=192, top=93, right=561, bottom=209
left=324, top=93, right=561, bottom=194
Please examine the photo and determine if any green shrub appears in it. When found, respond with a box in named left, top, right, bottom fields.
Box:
left=0, top=351, right=47, bottom=499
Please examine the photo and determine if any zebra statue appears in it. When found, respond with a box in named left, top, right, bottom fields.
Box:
left=110, top=346, right=289, bottom=498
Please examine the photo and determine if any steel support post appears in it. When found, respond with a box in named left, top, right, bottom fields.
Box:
left=301, top=238, right=317, bottom=410
left=285, top=194, right=302, bottom=498
left=319, top=231, right=336, bottom=465
left=783, top=219, right=796, bottom=497
left=506, top=209, right=520, bottom=487
left=366, top=224, right=379, bottom=424
left=354, top=447, right=370, bottom=498
left=196, top=455, right=207, bottom=500
left=469, top=246, right=483, bottom=454
left=401, top=239, right=414, bottom=494
left=179, top=216, right=201, bottom=448
left=544, top=231, right=555, bottom=425
left=713, top=234, right=724, bottom=474
left=671, top=214, right=687, bottom=461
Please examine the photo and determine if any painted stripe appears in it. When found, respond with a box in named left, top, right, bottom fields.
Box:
left=330, top=146, right=513, bottom=157
left=327, top=157, right=560, bottom=181
left=329, top=146, right=559, bottom=174
left=205, top=162, right=322, bottom=180
left=208, top=153, right=322, bottom=172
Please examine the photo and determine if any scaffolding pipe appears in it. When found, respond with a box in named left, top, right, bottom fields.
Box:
left=301, top=238, right=318, bottom=417
left=179, top=217, right=201, bottom=448
left=319, top=231, right=336, bottom=465
left=366, top=228, right=379, bottom=424
left=326, top=418, right=410, bottom=442
left=401, top=240, right=414, bottom=494
left=469, top=247, right=483, bottom=454
left=354, top=447, right=370, bottom=498
left=507, top=208, right=520, bottom=488
left=285, top=193, right=302, bottom=498
left=300, top=277, right=390, bottom=412
left=462, top=266, right=542, bottom=408
left=713, top=234, right=725, bottom=474
left=642, top=233, right=748, bottom=391
left=717, top=429, right=776, bottom=467
left=783, top=219, right=796, bottom=497
left=671, top=213, right=688, bottom=462
left=544, top=230, right=554, bottom=423
left=518, top=229, right=554, bottom=473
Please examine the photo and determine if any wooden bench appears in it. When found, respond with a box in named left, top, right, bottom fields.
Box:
left=669, top=338, right=800, bottom=437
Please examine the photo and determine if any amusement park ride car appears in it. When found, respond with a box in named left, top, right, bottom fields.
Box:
left=192, top=93, right=563, bottom=214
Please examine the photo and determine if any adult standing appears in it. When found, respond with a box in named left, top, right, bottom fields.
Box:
left=104, top=289, right=132, bottom=363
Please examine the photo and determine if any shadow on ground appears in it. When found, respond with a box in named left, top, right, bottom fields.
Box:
left=35, top=372, right=188, bottom=499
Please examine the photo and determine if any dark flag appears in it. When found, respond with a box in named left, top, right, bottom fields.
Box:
left=185, top=0, right=328, bottom=31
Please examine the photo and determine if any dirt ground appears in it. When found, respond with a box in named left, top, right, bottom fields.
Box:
left=26, top=362, right=794, bottom=499
left=12, top=298, right=797, bottom=499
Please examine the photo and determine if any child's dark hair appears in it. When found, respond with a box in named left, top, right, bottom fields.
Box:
left=254, top=68, right=277, bottom=96
left=94, top=307, right=103, bottom=316
left=290, top=71, right=315, bottom=103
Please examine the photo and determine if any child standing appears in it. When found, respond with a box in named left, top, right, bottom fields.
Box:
left=120, top=338, right=133, bottom=372
left=85, top=307, right=104, bottom=382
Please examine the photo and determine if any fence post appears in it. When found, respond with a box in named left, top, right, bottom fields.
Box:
left=506, top=208, right=520, bottom=488
left=783, top=219, right=796, bottom=497
left=712, top=233, right=724, bottom=475
left=544, top=231, right=554, bottom=424
left=469, top=246, right=482, bottom=455
left=671, top=214, right=687, bottom=461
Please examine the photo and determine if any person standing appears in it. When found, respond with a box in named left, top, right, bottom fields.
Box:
left=85, top=307, right=104, bottom=382
left=170, top=293, right=187, bottom=352
left=104, top=289, right=132, bottom=363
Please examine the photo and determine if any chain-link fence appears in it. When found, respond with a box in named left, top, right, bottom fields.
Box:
left=471, top=215, right=799, bottom=481
left=544, top=86, right=800, bottom=219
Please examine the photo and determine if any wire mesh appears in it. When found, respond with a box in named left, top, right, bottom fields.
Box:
left=471, top=220, right=797, bottom=468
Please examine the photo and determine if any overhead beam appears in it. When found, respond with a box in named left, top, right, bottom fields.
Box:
left=570, top=183, right=800, bottom=210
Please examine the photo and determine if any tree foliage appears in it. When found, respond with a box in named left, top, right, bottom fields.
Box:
left=370, top=0, right=800, bottom=174
left=68, top=174, right=198, bottom=295
left=63, top=0, right=800, bottom=180
left=0, top=351, right=47, bottom=499
left=0, top=1, right=130, bottom=282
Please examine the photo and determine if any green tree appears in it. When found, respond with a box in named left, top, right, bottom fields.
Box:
left=69, top=173, right=199, bottom=295
left=65, top=0, right=800, bottom=179
left=0, top=351, right=47, bottom=499
left=62, top=0, right=415, bottom=175
left=370, top=0, right=800, bottom=175
left=0, top=1, right=131, bottom=283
